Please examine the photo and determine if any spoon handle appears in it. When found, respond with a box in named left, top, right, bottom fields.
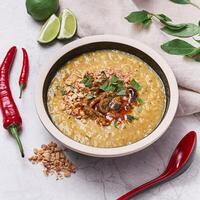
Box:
left=117, top=174, right=168, bottom=200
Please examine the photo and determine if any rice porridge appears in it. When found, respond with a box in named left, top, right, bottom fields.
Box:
left=47, top=50, right=166, bottom=148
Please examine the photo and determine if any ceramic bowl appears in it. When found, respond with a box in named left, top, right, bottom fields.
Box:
left=35, top=35, right=178, bottom=157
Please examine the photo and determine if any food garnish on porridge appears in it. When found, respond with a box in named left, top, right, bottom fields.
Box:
left=47, top=50, right=166, bottom=148
left=62, top=69, right=142, bottom=127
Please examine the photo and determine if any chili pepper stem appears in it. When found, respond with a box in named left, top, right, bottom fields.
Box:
left=9, top=125, right=24, bottom=157
left=19, top=84, right=25, bottom=99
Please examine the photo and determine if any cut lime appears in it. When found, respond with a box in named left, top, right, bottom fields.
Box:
left=38, top=14, right=60, bottom=44
left=57, top=9, right=77, bottom=39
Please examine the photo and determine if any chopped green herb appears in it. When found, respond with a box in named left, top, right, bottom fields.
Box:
left=100, top=83, right=116, bottom=91
left=131, top=79, right=142, bottom=91
left=80, top=74, right=94, bottom=88
left=126, top=114, right=138, bottom=122
left=60, top=88, right=66, bottom=96
left=117, top=89, right=126, bottom=96
left=137, top=106, right=143, bottom=113
left=137, top=97, right=144, bottom=104
left=111, top=75, right=119, bottom=84
left=113, top=120, right=118, bottom=128
left=100, top=75, right=125, bottom=94
left=86, top=93, right=95, bottom=100
left=70, top=83, right=75, bottom=92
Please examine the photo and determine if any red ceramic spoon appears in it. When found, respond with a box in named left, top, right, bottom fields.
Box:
left=117, top=131, right=197, bottom=200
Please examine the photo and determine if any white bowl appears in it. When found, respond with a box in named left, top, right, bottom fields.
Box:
left=35, top=35, right=178, bottom=157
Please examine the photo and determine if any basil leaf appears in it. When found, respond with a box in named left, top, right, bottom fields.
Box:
left=195, top=57, right=200, bottom=62
left=131, top=79, right=142, bottom=91
left=170, top=0, right=191, bottom=4
left=125, top=10, right=151, bottom=23
left=170, top=0, right=200, bottom=9
left=160, top=20, right=187, bottom=30
left=117, top=89, right=126, bottom=96
left=80, top=75, right=94, bottom=88
left=156, top=14, right=172, bottom=22
left=142, top=18, right=152, bottom=28
left=161, top=39, right=196, bottom=55
left=161, top=23, right=200, bottom=38
left=186, top=48, right=200, bottom=57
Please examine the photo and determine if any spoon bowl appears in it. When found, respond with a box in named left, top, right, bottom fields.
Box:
left=117, top=131, right=197, bottom=200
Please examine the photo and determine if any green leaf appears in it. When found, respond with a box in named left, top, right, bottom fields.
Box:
left=125, top=10, right=151, bottom=23
left=170, top=0, right=191, bottom=4
left=117, top=89, right=126, bottom=96
left=142, top=18, right=152, bottom=28
left=161, top=39, right=196, bottom=55
left=137, top=97, right=144, bottom=104
left=186, top=47, right=200, bottom=57
left=80, top=75, right=94, bottom=88
left=156, top=14, right=172, bottom=22
left=100, top=83, right=116, bottom=91
left=111, top=75, right=119, bottom=84
left=161, top=23, right=200, bottom=38
left=170, top=0, right=200, bottom=9
left=137, top=106, right=143, bottom=113
left=195, top=57, right=200, bottom=62
left=131, top=79, right=142, bottom=91
left=126, top=115, right=138, bottom=122
left=113, top=120, right=118, bottom=128
left=160, top=20, right=187, bottom=30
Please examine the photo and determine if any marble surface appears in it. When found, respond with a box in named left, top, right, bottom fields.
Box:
left=0, top=1, right=200, bottom=200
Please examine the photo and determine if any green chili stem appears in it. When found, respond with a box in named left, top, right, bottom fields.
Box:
left=9, top=125, right=24, bottom=157
left=19, top=84, right=24, bottom=99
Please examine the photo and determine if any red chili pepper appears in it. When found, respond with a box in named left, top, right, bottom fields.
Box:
left=19, top=48, right=29, bottom=98
left=0, top=46, right=24, bottom=157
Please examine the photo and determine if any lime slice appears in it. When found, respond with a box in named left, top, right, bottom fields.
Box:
left=57, top=9, right=77, bottom=39
left=38, top=14, right=60, bottom=44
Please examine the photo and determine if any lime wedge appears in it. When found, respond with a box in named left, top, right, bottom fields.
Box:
left=57, top=9, right=77, bottom=39
left=38, top=14, right=60, bottom=44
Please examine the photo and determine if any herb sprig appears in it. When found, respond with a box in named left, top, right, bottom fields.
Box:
left=125, top=10, right=200, bottom=38
left=170, top=0, right=200, bottom=10
left=161, top=39, right=200, bottom=61
left=126, top=9, right=200, bottom=62
left=80, top=74, right=94, bottom=88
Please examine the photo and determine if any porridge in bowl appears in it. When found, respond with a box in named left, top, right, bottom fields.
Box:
left=47, top=50, right=166, bottom=148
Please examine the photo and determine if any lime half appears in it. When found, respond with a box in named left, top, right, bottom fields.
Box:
left=38, top=14, right=60, bottom=44
left=57, top=9, right=77, bottom=39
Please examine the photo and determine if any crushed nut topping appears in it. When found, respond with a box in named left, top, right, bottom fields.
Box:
left=29, top=142, right=76, bottom=180
left=59, top=70, right=143, bottom=127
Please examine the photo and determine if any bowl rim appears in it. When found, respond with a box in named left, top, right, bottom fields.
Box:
left=35, top=35, right=179, bottom=157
